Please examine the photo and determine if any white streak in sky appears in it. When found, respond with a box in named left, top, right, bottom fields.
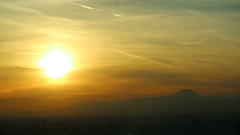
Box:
left=185, top=10, right=217, bottom=23
left=69, top=2, right=122, bottom=17
left=113, top=49, right=176, bottom=68
left=0, top=2, right=43, bottom=15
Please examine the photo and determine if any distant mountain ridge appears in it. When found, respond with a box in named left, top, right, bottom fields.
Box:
left=28, top=89, right=240, bottom=116
left=173, top=89, right=201, bottom=97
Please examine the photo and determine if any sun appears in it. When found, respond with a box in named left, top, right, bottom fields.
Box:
left=39, top=49, right=73, bottom=79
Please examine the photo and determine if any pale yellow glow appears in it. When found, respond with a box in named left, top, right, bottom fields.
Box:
left=40, top=49, right=73, bottom=79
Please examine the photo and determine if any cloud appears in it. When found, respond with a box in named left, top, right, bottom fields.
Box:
left=184, top=9, right=218, bottom=23
left=84, top=67, right=240, bottom=91
left=69, top=1, right=122, bottom=17
left=113, top=49, right=176, bottom=68
left=136, top=70, right=240, bottom=89
left=0, top=66, right=46, bottom=90
left=0, top=1, right=43, bottom=15
left=16, top=66, right=44, bottom=71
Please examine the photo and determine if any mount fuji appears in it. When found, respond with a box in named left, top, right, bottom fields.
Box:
left=30, top=89, right=240, bottom=117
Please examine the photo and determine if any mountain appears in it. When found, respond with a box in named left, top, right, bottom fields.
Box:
left=32, top=89, right=240, bottom=117
left=173, top=89, right=202, bottom=97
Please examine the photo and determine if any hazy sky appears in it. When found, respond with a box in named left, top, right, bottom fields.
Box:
left=0, top=0, right=240, bottom=111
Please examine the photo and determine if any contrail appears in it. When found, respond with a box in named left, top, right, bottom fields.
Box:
left=184, top=9, right=217, bottom=23
left=113, top=49, right=176, bottom=68
left=69, top=2, right=122, bottom=17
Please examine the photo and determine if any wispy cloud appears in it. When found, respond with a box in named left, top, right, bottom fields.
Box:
left=68, top=2, right=122, bottom=17
left=184, top=9, right=218, bottom=23
left=113, top=49, right=176, bottom=68
left=16, top=66, right=44, bottom=71
left=0, top=1, right=43, bottom=15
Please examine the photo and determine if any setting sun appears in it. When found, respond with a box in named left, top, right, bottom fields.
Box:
left=39, top=49, right=73, bottom=79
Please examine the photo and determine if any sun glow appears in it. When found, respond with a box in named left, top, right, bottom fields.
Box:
left=40, top=49, right=73, bottom=79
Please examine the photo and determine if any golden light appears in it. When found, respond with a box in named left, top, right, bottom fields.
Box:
left=39, top=49, right=73, bottom=79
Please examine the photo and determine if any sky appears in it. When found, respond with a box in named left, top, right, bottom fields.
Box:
left=0, top=0, right=240, bottom=111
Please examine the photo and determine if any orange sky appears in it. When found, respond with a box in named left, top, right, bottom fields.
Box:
left=0, top=0, right=240, bottom=111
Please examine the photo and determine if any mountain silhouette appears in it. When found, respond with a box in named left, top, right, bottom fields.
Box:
left=173, top=89, right=201, bottom=97
left=29, top=89, right=240, bottom=117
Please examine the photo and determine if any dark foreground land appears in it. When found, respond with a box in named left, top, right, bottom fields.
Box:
left=0, top=113, right=240, bottom=135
